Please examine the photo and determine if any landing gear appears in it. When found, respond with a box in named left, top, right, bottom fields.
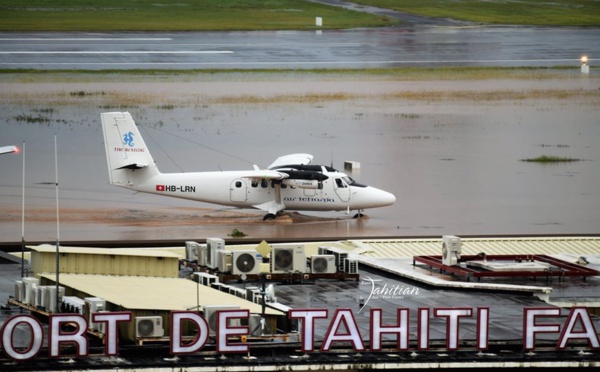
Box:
left=263, top=213, right=277, bottom=221
left=353, top=209, right=364, bottom=219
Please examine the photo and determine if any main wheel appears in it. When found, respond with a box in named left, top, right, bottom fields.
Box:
left=263, top=213, right=276, bottom=221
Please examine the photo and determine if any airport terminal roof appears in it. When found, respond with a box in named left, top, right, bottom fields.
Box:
left=40, top=273, right=282, bottom=315
left=347, top=236, right=600, bottom=258
left=29, top=244, right=181, bottom=258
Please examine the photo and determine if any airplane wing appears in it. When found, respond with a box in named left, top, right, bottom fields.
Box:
left=0, top=145, right=18, bottom=155
left=267, top=153, right=313, bottom=170
left=244, top=169, right=288, bottom=181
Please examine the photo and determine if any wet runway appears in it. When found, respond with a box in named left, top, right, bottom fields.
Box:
left=0, top=26, right=598, bottom=70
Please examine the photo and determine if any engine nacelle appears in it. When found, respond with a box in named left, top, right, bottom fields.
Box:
left=283, top=179, right=321, bottom=189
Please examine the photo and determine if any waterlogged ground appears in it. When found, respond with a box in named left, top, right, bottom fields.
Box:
left=0, top=71, right=599, bottom=242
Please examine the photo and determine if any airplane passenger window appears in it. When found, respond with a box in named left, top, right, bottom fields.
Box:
left=251, top=180, right=258, bottom=188
left=261, top=179, right=268, bottom=188
left=281, top=183, right=287, bottom=189
left=236, top=181, right=242, bottom=188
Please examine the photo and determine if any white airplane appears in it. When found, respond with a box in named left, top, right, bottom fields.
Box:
left=0, top=145, right=18, bottom=155
left=100, top=112, right=396, bottom=220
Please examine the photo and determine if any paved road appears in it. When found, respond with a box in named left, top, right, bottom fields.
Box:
left=0, top=26, right=598, bottom=70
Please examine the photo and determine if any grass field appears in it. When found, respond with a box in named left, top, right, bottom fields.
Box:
left=0, top=0, right=396, bottom=31
left=352, top=0, right=600, bottom=27
left=0, top=0, right=598, bottom=31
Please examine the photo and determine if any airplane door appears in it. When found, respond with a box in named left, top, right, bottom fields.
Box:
left=230, top=179, right=247, bottom=202
left=334, top=178, right=351, bottom=202
left=303, top=187, right=317, bottom=197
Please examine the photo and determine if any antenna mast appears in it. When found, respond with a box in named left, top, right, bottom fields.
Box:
left=54, top=135, right=60, bottom=313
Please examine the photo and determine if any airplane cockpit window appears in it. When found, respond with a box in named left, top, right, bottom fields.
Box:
left=342, top=176, right=367, bottom=188
left=235, top=181, right=242, bottom=188
left=335, top=178, right=347, bottom=188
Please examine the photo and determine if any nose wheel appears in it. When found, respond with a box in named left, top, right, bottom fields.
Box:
left=353, top=209, right=364, bottom=219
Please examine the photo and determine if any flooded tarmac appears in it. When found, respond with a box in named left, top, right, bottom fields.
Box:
left=0, top=72, right=599, bottom=242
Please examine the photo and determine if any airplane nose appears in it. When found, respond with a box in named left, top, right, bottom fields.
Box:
left=378, top=189, right=396, bottom=206
left=360, top=187, right=396, bottom=208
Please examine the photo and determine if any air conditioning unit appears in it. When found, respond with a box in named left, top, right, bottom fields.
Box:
left=194, top=272, right=218, bottom=287
left=22, top=277, right=39, bottom=306
left=318, top=246, right=330, bottom=255
left=232, top=250, right=260, bottom=275
left=85, top=297, right=106, bottom=331
left=204, top=305, right=240, bottom=336
left=217, top=250, right=232, bottom=273
left=324, top=247, right=349, bottom=272
left=61, top=296, right=85, bottom=315
left=14, top=281, right=23, bottom=302
left=442, top=235, right=462, bottom=266
left=197, top=243, right=207, bottom=266
left=206, top=237, right=225, bottom=269
left=246, top=286, right=260, bottom=303
left=270, top=244, right=306, bottom=273
left=46, top=287, right=58, bottom=313
left=34, top=286, right=43, bottom=309
left=96, top=311, right=109, bottom=335
left=344, top=258, right=359, bottom=274
left=310, top=255, right=336, bottom=274
left=185, top=241, right=200, bottom=262
left=136, top=316, right=164, bottom=338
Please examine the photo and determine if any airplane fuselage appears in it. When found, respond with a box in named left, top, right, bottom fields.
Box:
left=101, top=112, right=396, bottom=218
left=121, top=169, right=394, bottom=212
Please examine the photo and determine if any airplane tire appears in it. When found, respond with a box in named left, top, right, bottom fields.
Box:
left=263, top=213, right=276, bottom=221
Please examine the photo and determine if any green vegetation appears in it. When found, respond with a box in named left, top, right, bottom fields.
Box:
left=352, top=0, right=600, bottom=26
left=0, top=0, right=396, bottom=31
left=0, top=66, right=591, bottom=81
left=13, top=114, right=50, bottom=123
left=229, top=228, right=247, bottom=238
left=1, top=0, right=597, bottom=31
left=520, top=155, right=582, bottom=163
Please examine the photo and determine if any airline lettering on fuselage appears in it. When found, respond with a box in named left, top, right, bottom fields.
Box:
left=284, top=197, right=335, bottom=203
left=113, top=147, right=145, bottom=153
left=156, top=185, right=196, bottom=193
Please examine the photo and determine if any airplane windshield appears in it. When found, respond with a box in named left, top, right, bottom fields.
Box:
left=342, top=176, right=367, bottom=188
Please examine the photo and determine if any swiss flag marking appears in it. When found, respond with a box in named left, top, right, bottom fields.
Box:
left=156, top=185, right=165, bottom=192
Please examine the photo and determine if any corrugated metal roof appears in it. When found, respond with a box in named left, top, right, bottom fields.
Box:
left=29, top=244, right=180, bottom=258
left=347, top=236, right=600, bottom=258
left=40, top=273, right=282, bottom=315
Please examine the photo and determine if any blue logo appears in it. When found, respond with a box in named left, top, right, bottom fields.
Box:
left=123, top=132, right=135, bottom=147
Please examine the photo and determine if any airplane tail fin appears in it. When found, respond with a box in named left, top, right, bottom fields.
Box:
left=101, top=112, right=159, bottom=187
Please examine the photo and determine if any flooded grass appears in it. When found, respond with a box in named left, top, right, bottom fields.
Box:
left=13, top=114, right=50, bottom=123
left=520, top=155, right=582, bottom=163
left=0, top=67, right=590, bottom=83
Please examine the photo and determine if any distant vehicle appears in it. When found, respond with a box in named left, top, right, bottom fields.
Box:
left=0, top=145, right=18, bottom=155
left=100, top=112, right=395, bottom=220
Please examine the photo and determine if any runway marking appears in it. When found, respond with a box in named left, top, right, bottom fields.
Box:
left=0, top=38, right=173, bottom=41
left=0, top=51, right=233, bottom=54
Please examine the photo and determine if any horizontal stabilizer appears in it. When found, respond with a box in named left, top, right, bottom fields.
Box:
left=116, top=163, right=148, bottom=170
left=0, top=145, right=18, bottom=155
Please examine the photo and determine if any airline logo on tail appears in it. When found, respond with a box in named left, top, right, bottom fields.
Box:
left=123, top=132, right=135, bottom=147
